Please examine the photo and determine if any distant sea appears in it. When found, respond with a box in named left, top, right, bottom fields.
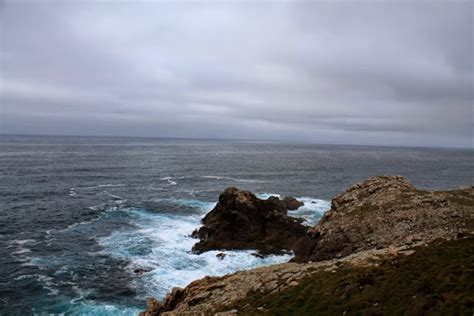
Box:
left=1, top=135, right=472, bottom=315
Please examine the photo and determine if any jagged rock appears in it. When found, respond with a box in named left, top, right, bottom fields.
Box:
left=192, top=187, right=307, bottom=255
left=292, top=175, right=474, bottom=262
left=139, top=287, right=186, bottom=316
left=216, top=253, right=226, bottom=260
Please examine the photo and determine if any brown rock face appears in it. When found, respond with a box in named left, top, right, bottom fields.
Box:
left=292, top=175, right=474, bottom=262
left=139, top=287, right=185, bottom=316
left=192, top=187, right=306, bottom=255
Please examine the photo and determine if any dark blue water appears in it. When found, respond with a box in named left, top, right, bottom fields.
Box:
left=1, top=135, right=472, bottom=315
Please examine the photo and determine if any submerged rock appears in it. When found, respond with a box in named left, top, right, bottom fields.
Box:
left=192, top=187, right=307, bottom=255
left=134, top=268, right=153, bottom=275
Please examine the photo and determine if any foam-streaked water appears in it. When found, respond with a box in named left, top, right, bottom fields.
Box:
left=1, top=135, right=472, bottom=315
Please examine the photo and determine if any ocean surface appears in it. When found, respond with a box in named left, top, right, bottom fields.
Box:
left=0, top=135, right=472, bottom=315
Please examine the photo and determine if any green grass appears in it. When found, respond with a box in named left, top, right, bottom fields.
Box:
left=231, top=238, right=474, bottom=316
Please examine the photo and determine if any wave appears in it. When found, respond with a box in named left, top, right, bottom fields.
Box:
left=8, top=239, right=36, bottom=265
left=257, top=193, right=330, bottom=226
left=7, top=239, right=37, bottom=246
left=66, top=302, right=140, bottom=316
left=257, top=192, right=281, bottom=199
left=103, top=191, right=124, bottom=200
left=11, top=248, right=32, bottom=255
left=23, top=195, right=328, bottom=313
left=54, top=207, right=120, bottom=233
left=201, top=176, right=266, bottom=183
left=160, top=177, right=178, bottom=185
left=290, top=197, right=331, bottom=226
left=71, top=184, right=126, bottom=190
left=152, top=198, right=217, bottom=212
left=98, top=184, right=126, bottom=188
left=14, top=274, right=59, bottom=296
left=97, top=202, right=292, bottom=300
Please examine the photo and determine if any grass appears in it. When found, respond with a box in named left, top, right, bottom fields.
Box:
left=230, top=238, right=474, bottom=316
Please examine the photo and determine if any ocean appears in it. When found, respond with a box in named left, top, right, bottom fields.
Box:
left=0, top=135, right=472, bottom=315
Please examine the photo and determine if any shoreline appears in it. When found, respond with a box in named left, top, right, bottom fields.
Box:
left=140, top=176, right=474, bottom=315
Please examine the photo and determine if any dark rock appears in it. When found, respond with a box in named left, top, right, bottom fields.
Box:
left=134, top=268, right=152, bottom=275
left=192, top=187, right=308, bottom=255
left=216, top=253, right=226, bottom=260
left=283, top=196, right=304, bottom=210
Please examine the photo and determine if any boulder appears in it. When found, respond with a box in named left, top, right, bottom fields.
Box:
left=283, top=196, right=304, bottom=210
left=192, top=187, right=307, bottom=255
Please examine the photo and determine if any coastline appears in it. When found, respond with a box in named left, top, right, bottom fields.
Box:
left=140, top=176, right=474, bottom=315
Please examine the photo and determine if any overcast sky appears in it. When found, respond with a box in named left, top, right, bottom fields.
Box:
left=1, top=1, right=473, bottom=147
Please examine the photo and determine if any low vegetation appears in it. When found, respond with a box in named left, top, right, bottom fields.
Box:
left=233, top=238, right=474, bottom=316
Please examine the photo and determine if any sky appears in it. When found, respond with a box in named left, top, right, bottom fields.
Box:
left=0, top=1, right=473, bottom=148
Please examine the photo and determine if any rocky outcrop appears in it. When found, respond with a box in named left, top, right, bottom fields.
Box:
left=192, top=187, right=306, bottom=255
left=282, top=196, right=304, bottom=210
left=293, top=175, right=474, bottom=262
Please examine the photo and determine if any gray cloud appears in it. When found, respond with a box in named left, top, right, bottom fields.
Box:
left=1, top=1, right=472, bottom=147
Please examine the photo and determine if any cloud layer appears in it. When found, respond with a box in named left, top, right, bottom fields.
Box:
left=1, top=1, right=473, bottom=147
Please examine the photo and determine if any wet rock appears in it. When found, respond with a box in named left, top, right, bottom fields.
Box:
left=283, top=196, right=304, bottom=210
left=134, top=268, right=153, bottom=275
left=192, top=187, right=308, bottom=255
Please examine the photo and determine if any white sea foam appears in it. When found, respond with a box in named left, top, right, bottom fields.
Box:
left=257, top=193, right=331, bottom=226
left=68, top=302, right=140, bottom=316
left=97, top=195, right=327, bottom=300
left=74, top=184, right=126, bottom=190
left=9, top=239, right=36, bottom=265
left=160, top=177, right=178, bottom=185
left=103, top=191, right=124, bottom=200
left=256, top=192, right=282, bottom=199
left=11, top=248, right=32, bottom=255
left=201, top=175, right=266, bottom=183
left=54, top=207, right=123, bottom=234
left=290, top=197, right=331, bottom=226
left=8, top=239, right=37, bottom=246
left=98, top=184, right=126, bottom=188
left=15, top=274, right=59, bottom=296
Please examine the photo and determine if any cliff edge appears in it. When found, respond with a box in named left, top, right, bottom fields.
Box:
left=293, top=175, right=473, bottom=262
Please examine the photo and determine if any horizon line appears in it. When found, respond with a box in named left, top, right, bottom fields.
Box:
left=0, top=132, right=472, bottom=151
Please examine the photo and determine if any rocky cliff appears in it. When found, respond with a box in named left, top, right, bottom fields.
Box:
left=293, top=175, right=473, bottom=262
left=140, top=176, right=474, bottom=316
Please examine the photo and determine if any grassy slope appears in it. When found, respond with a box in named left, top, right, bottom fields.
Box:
left=231, top=238, right=474, bottom=316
